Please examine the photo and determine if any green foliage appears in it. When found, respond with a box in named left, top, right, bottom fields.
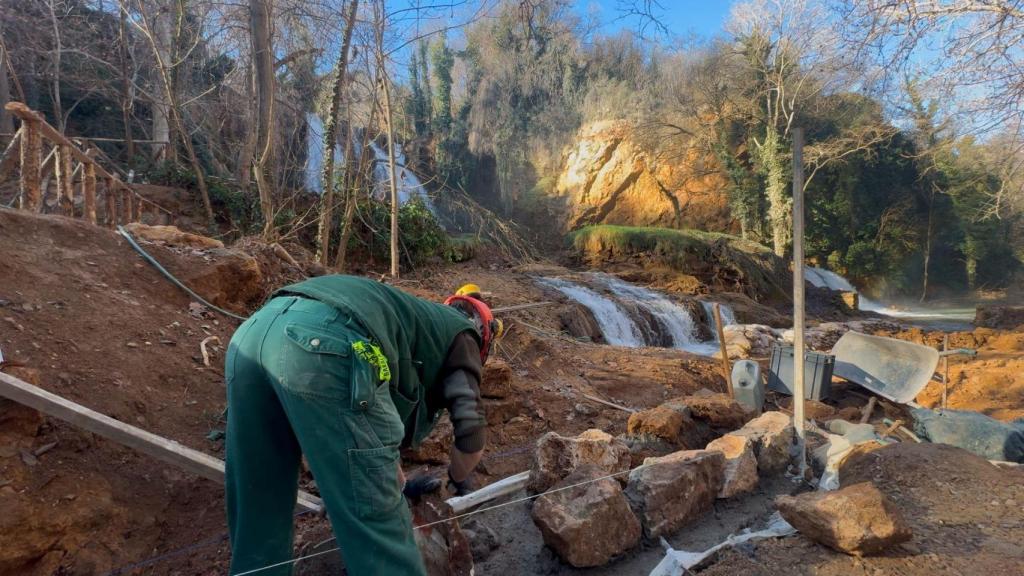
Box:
left=340, top=197, right=453, bottom=268
left=148, top=162, right=261, bottom=233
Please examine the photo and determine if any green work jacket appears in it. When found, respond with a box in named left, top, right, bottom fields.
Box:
left=274, top=275, right=479, bottom=447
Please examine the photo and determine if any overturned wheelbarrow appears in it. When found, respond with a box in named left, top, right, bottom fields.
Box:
left=830, top=332, right=940, bottom=404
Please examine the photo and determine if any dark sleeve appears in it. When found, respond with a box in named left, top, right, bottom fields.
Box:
left=440, top=331, right=487, bottom=453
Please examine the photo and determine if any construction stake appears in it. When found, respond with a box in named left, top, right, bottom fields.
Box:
left=713, top=303, right=733, bottom=398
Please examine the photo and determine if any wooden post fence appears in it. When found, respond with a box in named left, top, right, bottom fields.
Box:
left=20, top=117, right=41, bottom=211
left=3, top=102, right=169, bottom=226
left=83, top=162, right=97, bottom=224
left=104, top=176, right=117, bottom=227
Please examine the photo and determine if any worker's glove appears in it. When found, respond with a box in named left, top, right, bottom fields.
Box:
left=402, top=474, right=442, bottom=499
left=447, top=470, right=476, bottom=497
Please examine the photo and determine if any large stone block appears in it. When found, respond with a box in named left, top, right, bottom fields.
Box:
left=528, top=429, right=631, bottom=493
left=625, top=449, right=725, bottom=538
left=705, top=434, right=758, bottom=499
left=665, top=389, right=751, bottom=430
left=531, top=465, right=642, bottom=567
left=776, top=482, right=912, bottom=556
left=731, top=411, right=794, bottom=474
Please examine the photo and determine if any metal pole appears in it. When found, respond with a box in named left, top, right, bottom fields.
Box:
left=941, top=334, right=949, bottom=411
left=791, top=127, right=806, bottom=475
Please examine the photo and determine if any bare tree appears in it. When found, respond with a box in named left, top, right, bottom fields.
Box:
left=371, top=0, right=400, bottom=278
left=130, top=0, right=214, bottom=222
left=316, top=0, right=360, bottom=265
left=250, top=0, right=276, bottom=237
left=839, top=0, right=1024, bottom=218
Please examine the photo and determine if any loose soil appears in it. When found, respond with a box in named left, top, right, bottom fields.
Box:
left=2, top=207, right=1022, bottom=576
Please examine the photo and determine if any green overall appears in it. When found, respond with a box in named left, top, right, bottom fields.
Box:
left=224, top=276, right=476, bottom=576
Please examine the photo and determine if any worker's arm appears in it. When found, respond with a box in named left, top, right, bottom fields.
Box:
left=440, top=332, right=487, bottom=491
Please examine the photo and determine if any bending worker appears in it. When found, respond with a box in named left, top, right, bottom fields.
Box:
left=224, top=276, right=499, bottom=575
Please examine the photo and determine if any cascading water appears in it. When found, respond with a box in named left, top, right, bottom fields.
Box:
left=368, top=142, right=436, bottom=213
left=535, top=277, right=645, bottom=347
left=805, top=266, right=974, bottom=328
left=589, top=272, right=704, bottom=350
left=304, top=112, right=435, bottom=214
left=700, top=301, right=737, bottom=329
left=538, top=275, right=727, bottom=355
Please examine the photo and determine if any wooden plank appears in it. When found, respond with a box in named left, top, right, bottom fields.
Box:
left=83, top=162, right=97, bottom=224
left=58, top=143, right=74, bottom=216
left=0, top=371, right=323, bottom=512
left=133, top=193, right=144, bottom=222
left=104, top=176, right=117, bottom=227
left=446, top=471, right=530, bottom=513
left=20, top=118, right=41, bottom=210
left=121, top=187, right=133, bottom=223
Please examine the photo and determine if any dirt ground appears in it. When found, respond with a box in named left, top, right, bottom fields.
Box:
left=0, top=209, right=727, bottom=575
left=2, top=208, right=1023, bottom=576
left=699, top=443, right=1024, bottom=576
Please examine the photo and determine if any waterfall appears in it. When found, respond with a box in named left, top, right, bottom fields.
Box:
left=700, top=301, right=737, bottom=330
left=805, top=266, right=856, bottom=292
left=368, top=142, right=436, bottom=213
left=588, top=272, right=703, bottom=349
left=303, top=112, right=434, bottom=215
left=536, top=277, right=645, bottom=347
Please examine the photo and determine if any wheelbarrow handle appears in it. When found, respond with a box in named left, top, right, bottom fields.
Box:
left=938, top=348, right=977, bottom=358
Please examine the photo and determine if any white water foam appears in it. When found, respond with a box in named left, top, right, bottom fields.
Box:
left=700, top=301, right=737, bottom=331
left=536, top=277, right=645, bottom=347
left=589, top=272, right=702, bottom=349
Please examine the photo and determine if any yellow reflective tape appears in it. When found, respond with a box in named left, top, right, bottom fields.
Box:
left=351, top=340, right=392, bottom=382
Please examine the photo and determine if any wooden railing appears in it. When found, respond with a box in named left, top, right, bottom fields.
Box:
left=1, top=102, right=167, bottom=226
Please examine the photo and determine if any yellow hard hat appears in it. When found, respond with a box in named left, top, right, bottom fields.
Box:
left=456, top=283, right=482, bottom=298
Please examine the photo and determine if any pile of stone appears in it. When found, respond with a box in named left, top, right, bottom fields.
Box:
left=526, top=403, right=797, bottom=567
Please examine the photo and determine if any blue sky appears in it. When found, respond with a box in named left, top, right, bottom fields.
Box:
left=576, top=0, right=735, bottom=40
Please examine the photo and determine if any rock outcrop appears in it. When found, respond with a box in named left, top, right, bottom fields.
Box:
left=531, top=465, right=642, bottom=567
left=625, top=449, right=725, bottom=538
left=528, top=429, right=631, bottom=493
left=776, top=482, right=912, bottom=556
left=554, top=121, right=731, bottom=232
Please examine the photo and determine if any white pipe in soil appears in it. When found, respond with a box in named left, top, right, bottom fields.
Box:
left=791, top=127, right=807, bottom=474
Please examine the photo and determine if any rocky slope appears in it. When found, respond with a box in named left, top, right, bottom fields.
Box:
left=553, top=121, right=733, bottom=232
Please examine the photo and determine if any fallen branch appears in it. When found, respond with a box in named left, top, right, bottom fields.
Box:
left=200, top=336, right=221, bottom=367
left=580, top=393, right=636, bottom=413
left=859, top=396, right=877, bottom=424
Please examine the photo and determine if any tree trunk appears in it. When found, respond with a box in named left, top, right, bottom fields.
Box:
left=47, top=0, right=64, bottom=133
left=137, top=0, right=214, bottom=222
left=380, top=75, right=400, bottom=279
left=316, top=0, right=360, bottom=264
left=759, top=129, right=790, bottom=256
left=0, top=21, right=13, bottom=136
left=336, top=111, right=377, bottom=271
left=920, top=191, right=935, bottom=302
left=118, top=0, right=135, bottom=161
left=150, top=2, right=172, bottom=160
left=250, top=0, right=277, bottom=238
